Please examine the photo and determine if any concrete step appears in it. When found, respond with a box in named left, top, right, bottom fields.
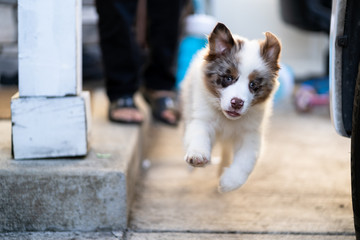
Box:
left=0, top=231, right=356, bottom=240
left=0, top=88, right=149, bottom=231
left=0, top=231, right=124, bottom=240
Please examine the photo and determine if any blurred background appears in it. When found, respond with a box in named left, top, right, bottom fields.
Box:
left=1, top=1, right=356, bottom=237
left=0, top=0, right=331, bottom=117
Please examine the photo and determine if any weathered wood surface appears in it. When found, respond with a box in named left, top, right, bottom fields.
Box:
left=11, top=91, right=90, bottom=159
left=129, top=102, right=354, bottom=236
left=127, top=232, right=355, bottom=240
left=18, top=0, right=82, bottom=97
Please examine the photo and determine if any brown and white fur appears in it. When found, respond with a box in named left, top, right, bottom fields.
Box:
left=181, top=23, right=281, bottom=192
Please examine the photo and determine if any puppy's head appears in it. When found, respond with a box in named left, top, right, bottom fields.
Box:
left=204, top=23, right=281, bottom=120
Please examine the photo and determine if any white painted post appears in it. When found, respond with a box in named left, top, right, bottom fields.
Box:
left=11, top=0, right=91, bottom=159
left=18, top=0, right=82, bottom=97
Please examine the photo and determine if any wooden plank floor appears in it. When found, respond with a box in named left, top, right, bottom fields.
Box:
left=0, top=85, right=17, bottom=119
left=127, top=232, right=355, bottom=240
left=129, top=101, right=355, bottom=239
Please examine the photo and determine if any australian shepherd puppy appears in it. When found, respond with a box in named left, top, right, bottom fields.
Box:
left=181, top=23, right=281, bottom=192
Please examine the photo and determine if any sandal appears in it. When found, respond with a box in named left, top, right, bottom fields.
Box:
left=108, top=96, right=143, bottom=125
left=142, top=90, right=180, bottom=126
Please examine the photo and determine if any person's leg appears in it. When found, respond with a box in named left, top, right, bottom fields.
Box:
left=143, top=0, right=184, bottom=91
left=96, top=0, right=143, bottom=123
left=96, top=0, right=140, bottom=100
left=143, top=0, right=185, bottom=125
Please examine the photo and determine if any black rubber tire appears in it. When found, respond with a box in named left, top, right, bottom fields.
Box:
left=351, top=63, right=360, bottom=239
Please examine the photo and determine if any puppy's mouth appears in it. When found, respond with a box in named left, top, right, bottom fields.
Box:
left=225, top=110, right=241, bottom=118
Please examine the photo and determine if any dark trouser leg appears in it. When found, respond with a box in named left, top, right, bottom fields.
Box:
left=143, top=0, right=184, bottom=91
left=95, top=0, right=140, bottom=102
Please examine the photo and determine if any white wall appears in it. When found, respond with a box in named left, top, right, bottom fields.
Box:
left=212, top=0, right=329, bottom=79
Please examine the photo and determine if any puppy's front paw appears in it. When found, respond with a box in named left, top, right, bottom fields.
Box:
left=218, top=167, right=248, bottom=193
left=185, top=151, right=210, bottom=167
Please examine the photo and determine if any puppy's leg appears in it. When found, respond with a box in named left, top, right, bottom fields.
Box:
left=219, top=131, right=262, bottom=192
left=184, top=119, right=215, bottom=167
left=218, top=142, right=233, bottom=176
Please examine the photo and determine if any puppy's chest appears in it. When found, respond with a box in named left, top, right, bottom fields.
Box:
left=212, top=111, right=263, bottom=140
left=213, top=118, right=247, bottom=141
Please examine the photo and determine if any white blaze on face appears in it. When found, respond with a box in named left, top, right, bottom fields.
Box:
left=219, top=39, right=266, bottom=119
left=219, top=77, right=252, bottom=118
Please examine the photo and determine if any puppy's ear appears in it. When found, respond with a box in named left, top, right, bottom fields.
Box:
left=208, top=23, right=235, bottom=56
left=260, top=32, right=281, bottom=71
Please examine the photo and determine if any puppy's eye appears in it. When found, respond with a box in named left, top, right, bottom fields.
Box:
left=249, top=81, right=259, bottom=92
left=225, top=76, right=233, bottom=83
left=221, top=75, right=234, bottom=87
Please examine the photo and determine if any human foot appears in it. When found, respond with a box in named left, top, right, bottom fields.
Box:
left=143, top=90, right=180, bottom=126
left=109, top=96, right=144, bottom=124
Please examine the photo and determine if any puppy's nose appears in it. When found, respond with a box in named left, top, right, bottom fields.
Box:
left=231, top=97, right=244, bottom=110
